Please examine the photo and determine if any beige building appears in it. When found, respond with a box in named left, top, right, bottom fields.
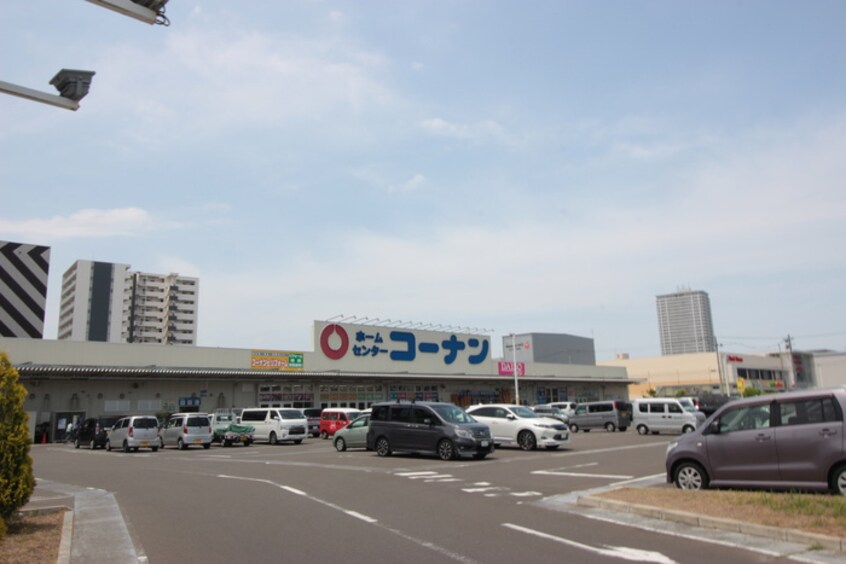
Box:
left=601, top=351, right=792, bottom=398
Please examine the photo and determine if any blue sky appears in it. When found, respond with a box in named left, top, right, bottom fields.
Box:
left=2, top=1, right=845, bottom=360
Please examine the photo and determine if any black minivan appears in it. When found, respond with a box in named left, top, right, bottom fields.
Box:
left=74, top=415, right=124, bottom=449
left=366, top=401, right=493, bottom=460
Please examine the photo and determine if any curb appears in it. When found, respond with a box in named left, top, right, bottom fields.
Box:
left=578, top=495, right=846, bottom=553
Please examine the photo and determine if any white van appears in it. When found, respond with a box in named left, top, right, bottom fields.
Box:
left=633, top=398, right=705, bottom=435
left=239, top=408, right=308, bottom=444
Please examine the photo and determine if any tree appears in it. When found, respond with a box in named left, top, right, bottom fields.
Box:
left=0, top=351, right=35, bottom=534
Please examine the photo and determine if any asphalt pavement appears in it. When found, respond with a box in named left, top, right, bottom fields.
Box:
left=22, top=439, right=846, bottom=564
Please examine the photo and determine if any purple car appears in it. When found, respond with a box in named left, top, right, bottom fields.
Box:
left=666, top=386, right=846, bottom=494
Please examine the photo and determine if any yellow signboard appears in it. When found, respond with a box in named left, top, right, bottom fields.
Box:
left=250, top=350, right=304, bottom=372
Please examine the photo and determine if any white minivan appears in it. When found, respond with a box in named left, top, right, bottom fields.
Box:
left=633, top=398, right=705, bottom=435
left=239, top=408, right=308, bottom=444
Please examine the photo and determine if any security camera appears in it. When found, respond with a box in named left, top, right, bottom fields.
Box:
left=132, top=0, right=168, bottom=9
left=49, top=69, right=96, bottom=102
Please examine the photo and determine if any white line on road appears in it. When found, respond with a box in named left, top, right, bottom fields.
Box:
left=532, top=470, right=635, bottom=479
left=502, top=523, right=677, bottom=563
left=217, top=474, right=476, bottom=562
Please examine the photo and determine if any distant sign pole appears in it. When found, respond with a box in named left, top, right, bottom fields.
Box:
left=511, top=333, right=520, bottom=405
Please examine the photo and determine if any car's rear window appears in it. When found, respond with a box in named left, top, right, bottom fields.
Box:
left=133, top=418, right=158, bottom=429
left=187, top=416, right=210, bottom=426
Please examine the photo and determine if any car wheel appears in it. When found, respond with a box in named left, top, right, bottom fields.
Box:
left=269, top=432, right=278, bottom=445
left=152, top=446, right=158, bottom=452
left=375, top=437, right=391, bottom=457
left=605, top=422, right=616, bottom=432
left=177, top=438, right=186, bottom=451
left=569, top=423, right=579, bottom=433
left=637, top=424, right=649, bottom=435
left=294, top=439, right=303, bottom=445
left=335, top=437, right=346, bottom=452
left=437, top=439, right=456, bottom=461
left=320, top=431, right=328, bottom=440
left=517, top=430, right=537, bottom=451
left=682, top=425, right=695, bottom=434
left=673, top=462, right=709, bottom=491
left=203, top=443, right=210, bottom=449
left=830, top=465, right=846, bottom=495
left=122, top=441, right=130, bottom=453
left=106, top=440, right=112, bottom=452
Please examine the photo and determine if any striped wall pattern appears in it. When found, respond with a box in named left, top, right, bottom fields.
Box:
left=0, top=241, right=51, bottom=338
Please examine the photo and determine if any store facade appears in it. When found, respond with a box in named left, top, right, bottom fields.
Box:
left=2, top=321, right=634, bottom=441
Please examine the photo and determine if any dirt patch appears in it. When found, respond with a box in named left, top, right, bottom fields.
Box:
left=0, top=511, right=65, bottom=564
left=594, top=487, right=846, bottom=538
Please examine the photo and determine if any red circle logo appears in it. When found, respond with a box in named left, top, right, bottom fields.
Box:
left=320, top=324, right=349, bottom=360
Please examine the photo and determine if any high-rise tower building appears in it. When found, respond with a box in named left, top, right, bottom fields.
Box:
left=58, top=260, right=198, bottom=345
left=656, top=289, right=716, bottom=355
left=0, top=240, right=51, bottom=338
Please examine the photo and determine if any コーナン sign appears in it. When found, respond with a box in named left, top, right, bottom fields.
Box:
left=316, top=322, right=490, bottom=368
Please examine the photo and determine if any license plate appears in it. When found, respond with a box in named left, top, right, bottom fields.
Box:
left=481, top=440, right=489, bottom=447
left=140, top=441, right=149, bottom=447
left=193, top=439, right=202, bottom=444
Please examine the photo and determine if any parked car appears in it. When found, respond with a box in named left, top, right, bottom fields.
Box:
left=319, top=408, right=362, bottom=439
left=239, top=407, right=308, bottom=444
left=466, top=404, right=570, bottom=450
left=333, top=414, right=371, bottom=451
left=666, top=387, right=846, bottom=494
left=74, top=415, right=124, bottom=449
left=567, top=400, right=632, bottom=432
left=303, top=408, right=323, bottom=437
left=210, top=412, right=254, bottom=446
left=546, top=401, right=578, bottom=417
left=366, top=401, right=493, bottom=460
left=530, top=404, right=569, bottom=424
left=160, top=413, right=213, bottom=450
left=106, top=415, right=160, bottom=452
left=633, top=398, right=705, bottom=435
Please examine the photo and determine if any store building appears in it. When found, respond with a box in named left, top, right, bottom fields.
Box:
left=600, top=350, right=805, bottom=398
left=2, top=321, right=634, bottom=442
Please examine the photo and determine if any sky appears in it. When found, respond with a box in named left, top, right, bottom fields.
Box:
left=1, top=1, right=845, bottom=361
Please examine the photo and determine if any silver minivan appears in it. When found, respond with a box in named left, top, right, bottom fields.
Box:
left=161, top=412, right=213, bottom=450
left=106, top=415, right=160, bottom=452
left=568, top=400, right=632, bottom=432
left=666, top=387, right=846, bottom=494
left=633, top=398, right=705, bottom=435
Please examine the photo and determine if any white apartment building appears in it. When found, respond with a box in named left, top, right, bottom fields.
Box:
left=656, top=289, right=716, bottom=355
left=58, top=260, right=198, bottom=345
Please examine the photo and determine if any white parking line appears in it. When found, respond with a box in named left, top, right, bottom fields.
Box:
left=532, top=470, right=634, bottom=479
left=502, top=523, right=676, bottom=563
left=217, top=474, right=475, bottom=562
left=395, top=471, right=439, bottom=477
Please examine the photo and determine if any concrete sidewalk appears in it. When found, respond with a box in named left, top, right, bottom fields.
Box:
left=23, top=479, right=144, bottom=564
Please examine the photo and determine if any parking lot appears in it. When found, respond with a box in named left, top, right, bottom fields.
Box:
left=28, top=430, right=805, bottom=563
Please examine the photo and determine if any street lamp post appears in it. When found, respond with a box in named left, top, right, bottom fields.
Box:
left=511, top=333, right=520, bottom=405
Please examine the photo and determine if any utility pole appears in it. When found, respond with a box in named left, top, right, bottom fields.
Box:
left=784, top=334, right=795, bottom=388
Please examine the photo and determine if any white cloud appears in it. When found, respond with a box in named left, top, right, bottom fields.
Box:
left=0, top=207, right=171, bottom=240
left=419, top=117, right=509, bottom=144
left=388, top=173, right=426, bottom=194
left=88, top=25, right=398, bottom=143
